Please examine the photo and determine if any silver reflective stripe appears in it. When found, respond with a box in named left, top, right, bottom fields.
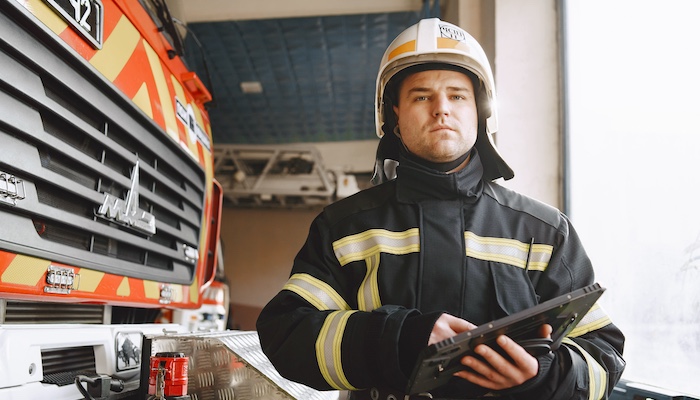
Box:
left=562, top=338, right=607, bottom=400
left=333, top=228, right=420, bottom=266
left=283, top=273, right=350, bottom=311
left=464, top=231, right=553, bottom=271
left=316, top=310, right=358, bottom=390
left=568, top=303, right=612, bottom=337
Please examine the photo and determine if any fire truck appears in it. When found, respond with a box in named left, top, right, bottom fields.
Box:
left=0, top=0, right=235, bottom=398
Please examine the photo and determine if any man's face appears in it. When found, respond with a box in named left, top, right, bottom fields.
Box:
left=392, top=69, right=478, bottom=163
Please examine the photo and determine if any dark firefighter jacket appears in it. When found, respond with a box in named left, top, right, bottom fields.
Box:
left=257, top=149, right=626, bottom=400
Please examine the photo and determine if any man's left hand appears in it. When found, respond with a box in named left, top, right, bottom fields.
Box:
left=453, top=324, right=553, bottom=391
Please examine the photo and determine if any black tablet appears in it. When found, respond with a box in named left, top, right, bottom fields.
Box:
left=406, top=283, right=606, bottom=394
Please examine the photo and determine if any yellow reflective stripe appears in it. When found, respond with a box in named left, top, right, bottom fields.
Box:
left=387, top=40, right=416, bottom=61
left=76, top=268, right=104, bottom=292
left=90, top=15, right=140, bottom=81
left=169, top=76, right=188, bottom=142
left=562, top=338, right=607, bottom=400
left=464, top=231, right=552, bottom=271
left=132, top=82, right=153, bottom=118
left=316, top=310, right=358, bottom=390
left=144, top=41, right=179, bottom=146
left=189, top=276, right=198, bottom=303
left=568, top=303, right=612, bottom=337
left=358, top=253, right=382, bottom=311
left=333, top=228, right=420, bottom=266
left=436, top=37, right=472, bottom=53
left=1, top=254, right=49, bottom=286
left=143, top=280, right=160, bottom=299
left=436, top=37, right=461, bottom=49
left=23, top=0, right=68, bottom=35
left=144, top=280, right=185, bottom=303
left=283, top=273, right=350, bottom=311
left=117, top=277, right=130, bottom=296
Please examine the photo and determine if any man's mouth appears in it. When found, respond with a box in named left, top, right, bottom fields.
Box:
left=431, top=125, right=454, bottom=132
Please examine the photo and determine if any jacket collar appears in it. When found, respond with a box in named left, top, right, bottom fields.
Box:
left=395, top=149, right=484, bottom=203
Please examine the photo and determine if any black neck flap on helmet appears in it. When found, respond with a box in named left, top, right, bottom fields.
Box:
left=371, top=63, right=514, bottom=185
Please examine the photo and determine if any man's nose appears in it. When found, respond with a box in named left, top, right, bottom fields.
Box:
left=433, top=94, right=450, bottom=117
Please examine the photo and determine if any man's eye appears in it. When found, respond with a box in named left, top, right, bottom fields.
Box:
left=415, top=96, right=428, bottom=101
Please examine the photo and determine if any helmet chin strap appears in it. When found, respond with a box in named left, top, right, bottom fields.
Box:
left=399, top=145, right=472, bottom=173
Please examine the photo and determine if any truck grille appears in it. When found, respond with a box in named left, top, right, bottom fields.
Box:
left=42, top=347, right=96, bottom=386
left=2, top=300, right=106, bottom=324
left=0, top=7, right=206, bottom=285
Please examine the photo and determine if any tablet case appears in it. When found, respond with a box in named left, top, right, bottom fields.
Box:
left=406, top=283, right=606, bottom=394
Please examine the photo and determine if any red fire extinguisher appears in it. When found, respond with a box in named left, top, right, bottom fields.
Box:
left=147, top=352, right=190, bottom=400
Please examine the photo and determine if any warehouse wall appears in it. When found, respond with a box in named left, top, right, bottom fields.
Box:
left=495, top=0, right=562, bottom=208
left=221, top=208, right=318, bottom=330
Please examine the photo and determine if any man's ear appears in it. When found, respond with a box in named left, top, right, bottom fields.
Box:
left=391, top=106, right=400, bottom=137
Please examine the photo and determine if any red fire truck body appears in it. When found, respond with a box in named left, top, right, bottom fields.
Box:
left=0, top=0, right=226, bottom=398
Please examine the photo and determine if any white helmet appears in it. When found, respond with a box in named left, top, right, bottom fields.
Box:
left=373, top=18, right=513, bottom=182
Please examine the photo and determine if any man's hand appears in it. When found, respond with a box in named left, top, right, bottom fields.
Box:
left=429, top=313, right=477, bottom=345
left=453, top=324, right=553, bottom=391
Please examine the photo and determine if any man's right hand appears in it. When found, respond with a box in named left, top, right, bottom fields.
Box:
left=428, top=313, right=477, bottom=345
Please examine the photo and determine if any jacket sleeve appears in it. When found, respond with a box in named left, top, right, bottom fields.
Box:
left=510, top=214, right=626, bottom=400
left=256, top=212, right=426, bottom=392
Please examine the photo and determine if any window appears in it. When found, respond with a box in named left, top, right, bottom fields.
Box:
left=565, top=0, right=700, bottom=396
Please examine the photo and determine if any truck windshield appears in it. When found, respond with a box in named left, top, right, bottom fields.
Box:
left=139, top=0, right=185, bottom=58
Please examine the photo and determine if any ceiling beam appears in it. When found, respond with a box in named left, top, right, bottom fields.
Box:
left=167, top=0, right=424, bottom=24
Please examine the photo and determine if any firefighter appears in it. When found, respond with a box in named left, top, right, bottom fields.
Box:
left=257, top=18, right=625, bottom=399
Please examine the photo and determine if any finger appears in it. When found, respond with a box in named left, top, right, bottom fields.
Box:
left=471, top=343, right=513, bottom=377
left=438, top=313, right=476, bottom=331
left=429, top=314, right=476, bottom=344
left=456, top=337, right=540, bottom=390
left=456, top=349, right=510, bottom=390
left=449, top=317, right=477, bottom=332
left=478, top=338, right=523, bottom=374
left=495, top=336, right=539, bottom=377
left=458, top=338, right=536, bottom=389
left=540, top=323, right=553, bottom=338
left=454, top=363, right=503, bottom=390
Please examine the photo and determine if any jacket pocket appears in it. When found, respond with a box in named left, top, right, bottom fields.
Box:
left=488, top=264, right=539, bottom=318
